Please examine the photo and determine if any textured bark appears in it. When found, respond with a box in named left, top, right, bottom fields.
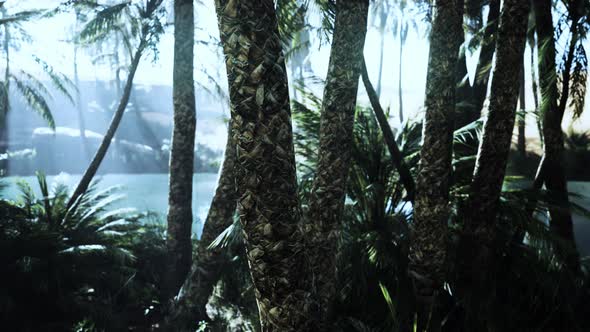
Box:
left=165, top=121, right=237, bottom=331
left=532, top=0, right=579, bottom=270
left=164, top=0, right=197, bottom=301
left=67, top=44, right=144, bottom=210
left=307, top=1, right=369, bottom=328
left=468, top=0, right=501, bottom=124
left=517, top=60, right=526, bottom=157
left=213, top=1, right=312, bottom=330
left=460, top=0, right=530, bottom=329
left=410, top=0, right=463, bottom=291
left=466, top=0, right=529, bottom=242
left=361, top=58, right=415, bottom=201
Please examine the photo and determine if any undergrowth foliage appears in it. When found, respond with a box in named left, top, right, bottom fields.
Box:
left=0, top=173, right=167, bottom=331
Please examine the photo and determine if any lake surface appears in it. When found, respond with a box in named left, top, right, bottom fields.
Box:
left=1, top=174, right=589, bottom=255
left=1, top=173, right=219, bottom=237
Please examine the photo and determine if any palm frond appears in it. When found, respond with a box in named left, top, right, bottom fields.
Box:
left=10, top=74, right=55, bottom=129
left=33, top=56, right=77, bottom=105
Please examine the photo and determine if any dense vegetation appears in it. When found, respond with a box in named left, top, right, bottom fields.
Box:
left=2, top=0, right=590, bottom=331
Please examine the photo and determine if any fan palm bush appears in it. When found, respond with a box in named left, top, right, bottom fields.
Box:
left=0, top=173, right=167, bottom=331
left=292, top=88, right=590, bottom=331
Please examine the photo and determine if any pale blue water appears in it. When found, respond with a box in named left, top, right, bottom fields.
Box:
left=2, top=174, right=590, bottom=254
left=1, top=173, right=219, bottom=237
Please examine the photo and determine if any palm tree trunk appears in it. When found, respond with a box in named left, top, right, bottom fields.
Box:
left=409, top=1, right=463, bottom=330
left=517, top=58, right=526, bottom=157
left=361, top=58, right=415, bottom=201
left=213, top=1, right=311, bottom=330
left=164, top=120, right=237, bottom=331
left=376, top=20, right=385, bottom=98
left=528, top=32, right=543, bottom=146
left=397, top=20, right=404, bottom=125
left=74, top=44, right=89, bottom=159
left=455, top=35, right=471, bottom=129
left=163, top=0, right=197, bottom=301
left=307, top=1, right=369, bottom=328
left=532, top=0, right=579, bottom=271
left=67, top=43, right=144, bottom=210
left=0, top=9, right=9, bottom=175
left=460, top=0, right=530, bottom=328
left=470, top=0, right=501, bottom=121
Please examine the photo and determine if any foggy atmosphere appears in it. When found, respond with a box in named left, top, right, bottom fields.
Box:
left=2, top=0, right=590, bottom=331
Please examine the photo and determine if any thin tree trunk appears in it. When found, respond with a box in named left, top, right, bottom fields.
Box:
left=376, top=20, right=385, bottom=98
left=397, top=20, right=405, bottom=125
left=163, top=0, right=197, bottom=301
left=307, top=1, right=369, bottom=328
left=67, top=44, right=144, bottom=210
left=164, top=120, right=237, bottom=331
left=532, top=0, right=579, bottom=271
left=470, top=0, right=501, bottom=121
left=409, top=0, right=463, bottom=330
left=460, top=0, right=530, bottom=329
left=517, top=58, right=526, bottom=157
left=455, top=34, right=472, bottom=129
left=74, top=44, right=89, bottom=159
left=0, top=8, right=9, bottom=175
left=213, top=1, right=311, bottom=330
left=361, top=58, right=415, bottom=201
left=528, top=31, right=543, bottom=146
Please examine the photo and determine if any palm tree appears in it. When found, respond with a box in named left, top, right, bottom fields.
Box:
left=72, top=5, right=92, bottom=158
left=517, top=57, right=526, bottom=156
left=460, top=0, right=530, bottom=328
left=163, top=0, right=197, bottom=301
left=455, top=0, right=501, bottom=129
left=213, top=0, right=311, bottom=330
left=469, top=0, right=500, bottom=118
left=307, top=1, right=369, bottom=328
left=67, top=0, right=166, bottom=209
left=370, top=0, right=392, bottom=98
left=165, top=120, right=238, bottom=331
left=393, top=0, right=411, bottom=125
left=530, top=0, right=580, bottom=271
left=409, top=0, right=463, bottom=328
left=0, top=5, right=74, bottom=174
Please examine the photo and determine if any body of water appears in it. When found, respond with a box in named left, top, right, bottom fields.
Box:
left=1, top=173, right=219, bottom=237
left=2, top=174, right=589, bottom=254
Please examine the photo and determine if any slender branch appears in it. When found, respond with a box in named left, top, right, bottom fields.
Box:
left=361, top=57, right=415, bottom=202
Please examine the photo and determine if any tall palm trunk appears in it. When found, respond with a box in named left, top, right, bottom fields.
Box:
left=0, top=8, right=9, bottom=175
left=469, top=0, right=501, bottom=122
left=163, top=0, right=197, bottom=301
left=74, top=44, right=89, bottom=159
left=532, top=0, right=579, bottom=270
left=67, top=42, right=145, bottom=209
left=410, top=0, right=463, bottom=306
left=307, top=1, right=369, bottom=328
left=397, top=18, right=406, bottom=125
left=376, top=17, right=386, bottom=98
left=165, top=121, right=237, bottom=331
left=517, top=59, right=526, bottom=156
left=528, top=29, right=543, bottom=146
left=460, top=0, right=530, bottom=329
left=213, top=1, right=312, bottom=330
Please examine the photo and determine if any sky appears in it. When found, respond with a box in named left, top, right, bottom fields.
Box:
left=5, top=0, right=590, bottom=145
